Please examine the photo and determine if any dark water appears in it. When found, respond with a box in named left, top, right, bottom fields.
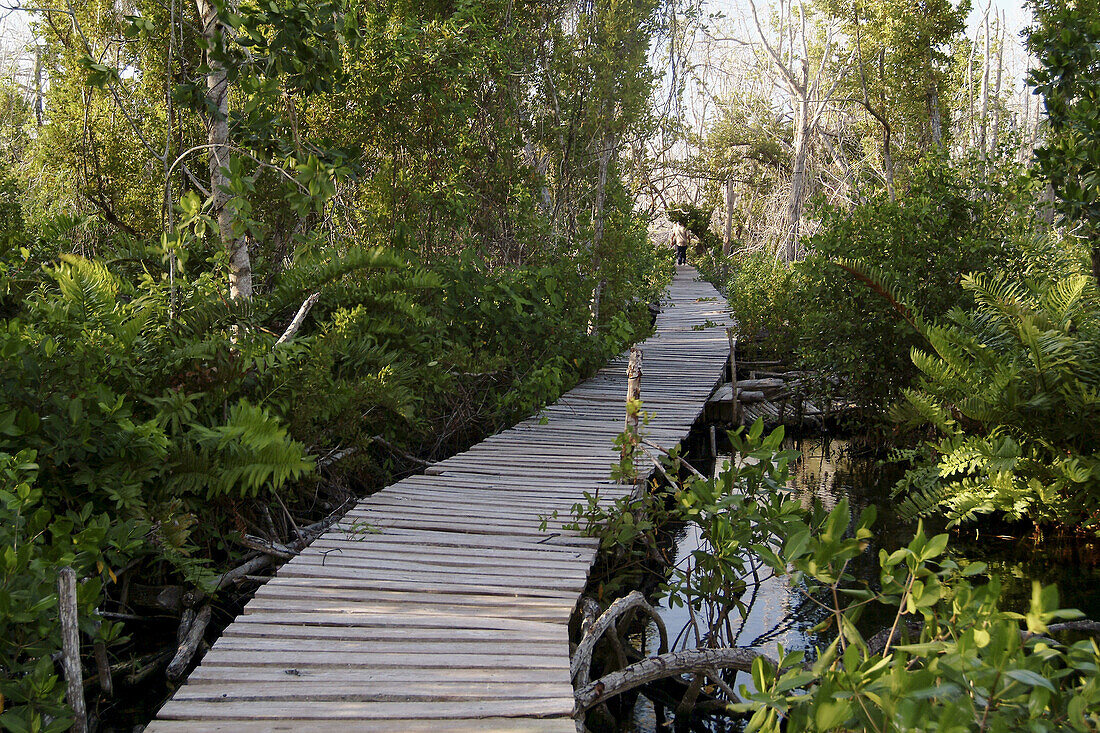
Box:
left=629, top=436, right=1100, bottom=731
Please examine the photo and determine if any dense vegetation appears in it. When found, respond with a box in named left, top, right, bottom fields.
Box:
left=694, top=0, right=1100, bottom=537
left=3, top=0, right=1100, bottom=728
left=0, top=0, right=672, bottom=728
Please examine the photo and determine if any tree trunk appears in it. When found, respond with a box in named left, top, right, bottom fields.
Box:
left=877, top=52, right=896, bottom=202
left=196, top=0, right=251, bottom=300
left=586, top=131, right=615, bottom=336
left=33, top=44, right=43, bottom=127
left=928, top=83, right=942, bottom=146
left=723, top=178, right=734, bottom=256
left=990, top=13, right=1005, bottom=157
left=979, top=11, right=990, bottom=159
left=785, top=99, right=810, bottom=262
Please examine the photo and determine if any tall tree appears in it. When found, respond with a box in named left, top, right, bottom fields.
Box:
left=748, top=0, right=849, bottom=261
left=1028, top=0, right=1100, bottom=281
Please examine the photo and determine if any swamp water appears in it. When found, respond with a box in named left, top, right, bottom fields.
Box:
left=625, top=434, right=1100, bottom=732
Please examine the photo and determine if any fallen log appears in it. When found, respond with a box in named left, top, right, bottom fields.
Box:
left=575, top=647, right=775, bottom=713
left=166, top=603, right=212, bottom=681
left=571, top=591, right=668, bottom=687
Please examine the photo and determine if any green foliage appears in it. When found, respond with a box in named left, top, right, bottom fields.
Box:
left=891, top=272, right=1100, bottom=529
left=698, top=250, right=803, bottom=361
left=744, top=500, right=1100, bottom=733
left=1028, top=0, right=1100, bottom=265
left=586, top=423, right=1100, bottom=731
left=0, top=449, right=145, bottom=733
left=0, top=215, right=660, bottom=725
left=667, top=202, right=717, bottom=251
left=794, top=157, right=1033, bottom=413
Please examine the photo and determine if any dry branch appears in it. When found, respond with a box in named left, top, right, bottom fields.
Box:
left=275, top=292, right=321, bottom=345
left=575, top=647, right=774, bottom=712
left=166, top=603, right=211, bottom=681
left=571, top=590, right=668, bottom=687
left=214, top=554, right=272, bottom=591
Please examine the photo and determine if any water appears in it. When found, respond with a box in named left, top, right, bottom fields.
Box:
left=627, top=435, right=1100, bottom=731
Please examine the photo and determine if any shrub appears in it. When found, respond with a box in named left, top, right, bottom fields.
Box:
left=891, top=272, right=1100, bottom=529
left=794, top=157, right=1032, bottom=413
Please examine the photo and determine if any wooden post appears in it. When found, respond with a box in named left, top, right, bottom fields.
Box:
left=726, top=329, right=739, bottom=425
left=58, top=567, right=88, bottom=733
left=621, top=347, right=643, bottom=483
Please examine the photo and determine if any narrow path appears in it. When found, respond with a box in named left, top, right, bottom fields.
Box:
left=148, top=267, right=732, bottom=732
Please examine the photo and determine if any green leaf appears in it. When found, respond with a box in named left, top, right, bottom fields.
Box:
left=1005, top=669, right=1056, bottom=692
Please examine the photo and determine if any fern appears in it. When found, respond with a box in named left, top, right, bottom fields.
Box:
left=893, top=271, right=1100, bottom=529
left=187, top=400, right=314, bottom=498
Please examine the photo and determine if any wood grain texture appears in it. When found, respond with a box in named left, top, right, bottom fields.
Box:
left=146, top=267, right=732, bottom=731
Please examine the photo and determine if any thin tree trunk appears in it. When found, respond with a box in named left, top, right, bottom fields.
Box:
left=966, top=41, right=975, bottom=148
left=990, top=13, right=1005, bottom=157
left=33, top=44, right=43, bottom=126
left=196, top=0, right=251, bottom=300
left=723, top=178, right=734, bottom=256
left=979, top=10, right=990, bottom=159
left=587, top=131, right=615, bottom=336
left=786, top=98, right=809, bottom=262
left=877, top=52, right=896, bottom=201
left=927, top=60, right=943, bottom=146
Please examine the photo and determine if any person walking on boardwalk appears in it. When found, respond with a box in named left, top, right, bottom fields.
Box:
left=669, top=220, right=690, bottom=266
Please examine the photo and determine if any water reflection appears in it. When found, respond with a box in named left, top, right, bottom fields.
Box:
left=631, top=436, right=1100, bottom=732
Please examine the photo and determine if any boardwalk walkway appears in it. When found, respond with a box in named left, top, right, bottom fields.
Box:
left=148, top=267, right=732, bottom=732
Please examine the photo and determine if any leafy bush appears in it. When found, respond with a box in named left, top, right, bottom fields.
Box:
left=579, top=422, right=1100, bottom=732
left=699, top=250, right=804, bottom=361
left=746, top=499, right=1100, bottom=733
left=0, top=449, right=144, bottom=733
left=794, top=157, right=1032, bottom=413
left=891, top=272, right=1100, bottom=529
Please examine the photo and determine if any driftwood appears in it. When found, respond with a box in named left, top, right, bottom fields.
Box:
left=274, top=292, right=321, bottom=346
left=166, top=603, right=212, bottom=681
left=571, top=591, right=668, bottom=687
left=575, top=647, right=773, bottom=713
left=1047, top=620, right=1100, bottom=635
left=214, top=555, right=272, bottom=591
left=58, top=567, right=88, bottom=733
left=236, top=534, right=296, bottom=560
left=736, top=378, right=786, bottom=391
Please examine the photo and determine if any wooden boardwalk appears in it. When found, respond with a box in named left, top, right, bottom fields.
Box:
left=148, top=267, right=732, bottom=732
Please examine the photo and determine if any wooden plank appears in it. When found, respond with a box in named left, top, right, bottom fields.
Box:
left=195, top=650, right=569, bottom=670
left=222, top=622, right=566, bottom=644
left=149, top=718, right=576, bottom=732
left=156, top=698, right=575, bottom=720
left=171, top=680, right=575, bottom=702
left=186, top=666, right=570, bottom=686
left=231, top=611, right=566, bottom=635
